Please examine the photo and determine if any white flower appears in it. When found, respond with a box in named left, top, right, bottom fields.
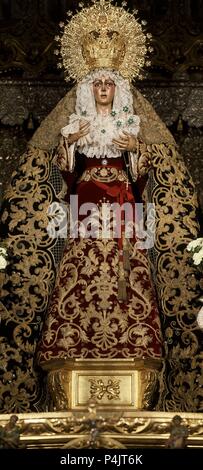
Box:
left=0, top=247, right=7, bottom=256
left=187, top=238, right=203, bottom=252
left=187, top=237, right=203, bottom=269
left=0, top=245, right=8, bottom=270
left=193, top=247, right=203, bottom=265
left=197, top=306, right=203, bottom=330
left=0, top=255, right=7, bottom=270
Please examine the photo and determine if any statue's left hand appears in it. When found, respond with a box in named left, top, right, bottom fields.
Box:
left=112, top=132, right=137, bottom=152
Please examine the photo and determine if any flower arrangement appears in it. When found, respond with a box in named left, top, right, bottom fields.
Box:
left=187, top=237, right=203, bottom=269
left=0, top=246, right=8, bottom=270
left=197, top=305, right=203, bottom=330
left=187, top=238, right=203, bottom=330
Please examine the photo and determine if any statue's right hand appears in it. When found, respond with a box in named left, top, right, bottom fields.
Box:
left=68, top=120, right=90, bottom=145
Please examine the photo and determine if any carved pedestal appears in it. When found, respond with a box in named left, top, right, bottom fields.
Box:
left=46, top=358, right=162, bottom=411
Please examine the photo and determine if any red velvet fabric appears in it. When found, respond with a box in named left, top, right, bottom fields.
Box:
left=37, top=156, right=162, bottom=365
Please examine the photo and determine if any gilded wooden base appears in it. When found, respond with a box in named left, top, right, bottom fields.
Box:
left=46, top=358, right=162, bottom=411
left=0, top=410, right=203, bottom=449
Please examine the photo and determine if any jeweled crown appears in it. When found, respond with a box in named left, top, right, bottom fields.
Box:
left=55, top=0, right=152, bottom=82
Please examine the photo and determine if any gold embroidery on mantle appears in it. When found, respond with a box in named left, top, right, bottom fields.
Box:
left=0, top=147, right=58, bottom=412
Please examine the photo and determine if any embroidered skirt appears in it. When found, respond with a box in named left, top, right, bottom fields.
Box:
left=37, top=156, right=162, bottom=365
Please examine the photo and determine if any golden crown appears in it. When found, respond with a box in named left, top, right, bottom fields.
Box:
left=55, top=0, right=152, bottom=82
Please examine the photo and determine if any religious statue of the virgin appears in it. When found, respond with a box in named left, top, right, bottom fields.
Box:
left=0, top=0, right=201, bottom=413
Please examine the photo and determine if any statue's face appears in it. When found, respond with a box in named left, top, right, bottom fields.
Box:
left=93, top=76, right=115, bottom=107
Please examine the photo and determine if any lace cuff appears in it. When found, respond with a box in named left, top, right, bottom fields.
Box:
left=129, top=141, right=152, bottom=181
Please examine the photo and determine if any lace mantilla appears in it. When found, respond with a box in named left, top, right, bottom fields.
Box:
left=61, top=69, right=140, bottom=159
left=61, top=111, right=140, bottom=159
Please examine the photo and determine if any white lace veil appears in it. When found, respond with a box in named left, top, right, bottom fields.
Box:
left=75, top=69, right=134, bottom=116
left=61, top=68, right=140, bottom=164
